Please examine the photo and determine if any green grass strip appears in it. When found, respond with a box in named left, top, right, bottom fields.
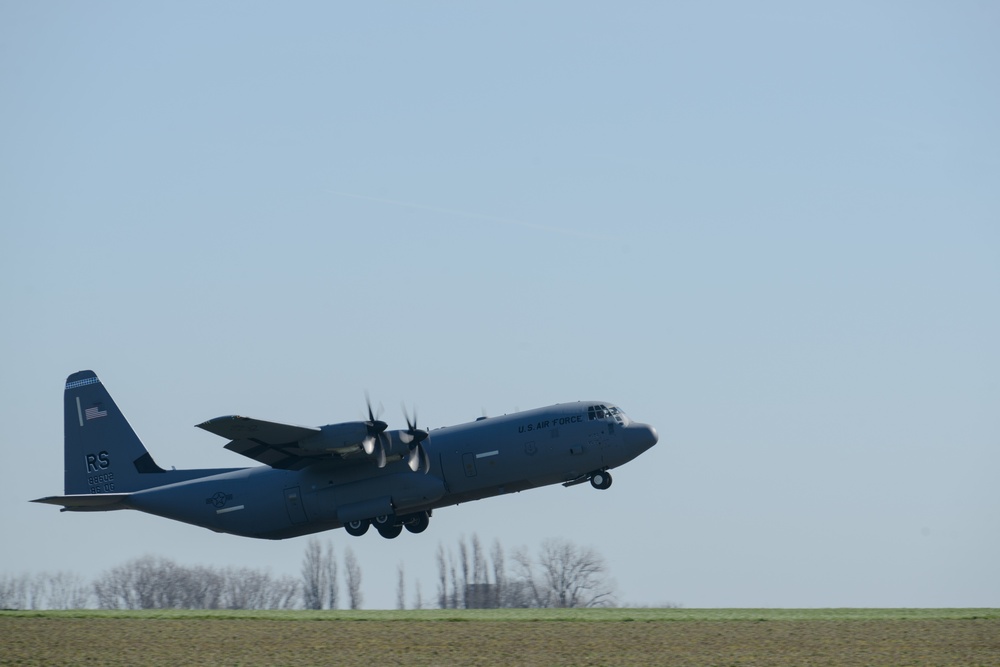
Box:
left=3, top=608, right=997, bottom=622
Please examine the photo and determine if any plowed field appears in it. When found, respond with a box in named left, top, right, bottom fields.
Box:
left=2, top=609, right=997, bottom=666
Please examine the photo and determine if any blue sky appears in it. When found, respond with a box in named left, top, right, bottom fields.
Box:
left=2, top=1, right=997, bottom=608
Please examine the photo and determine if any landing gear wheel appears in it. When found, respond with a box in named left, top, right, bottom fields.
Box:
left=344, top=519, right=370, bottom=537
left=373, top=513, right=401, bottom=538
left=404, top=512, right=430, bottom=534
left=377, top=523, right=403, bottom=539
left=590, top=471, right=613, bottom=490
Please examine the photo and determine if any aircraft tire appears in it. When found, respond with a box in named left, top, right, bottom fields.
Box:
left=345, top=519, right=370, bottom=537
left=404, top=512, right=430, bottom=534
left=377, top=524, right=403, bottom=539
left=590, top=471, right=613, bottom=490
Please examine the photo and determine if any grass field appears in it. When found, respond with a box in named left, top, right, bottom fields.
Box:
left=2, top=609, right=998, bottom=666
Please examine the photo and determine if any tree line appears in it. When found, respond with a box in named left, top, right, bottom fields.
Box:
left=434, top=535, right=615, bottom=609
left=1, top=536, right=613, bottom=610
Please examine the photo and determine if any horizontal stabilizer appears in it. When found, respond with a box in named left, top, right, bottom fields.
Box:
left=31, top=494, right=131, bottom=512
left=196, top=416, right=320, bottom=445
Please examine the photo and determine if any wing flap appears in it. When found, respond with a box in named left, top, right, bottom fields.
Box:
left=223, top=438, right=320, bottom=470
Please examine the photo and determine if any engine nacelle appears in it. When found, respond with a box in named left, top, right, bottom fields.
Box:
left=298, top=422, right=370, bottom=451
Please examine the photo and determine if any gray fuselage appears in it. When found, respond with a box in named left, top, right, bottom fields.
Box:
left=126, top=402, right=658, bottom=539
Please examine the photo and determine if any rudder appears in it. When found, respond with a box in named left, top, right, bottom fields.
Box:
left=64, top=371, right=166, bottom=494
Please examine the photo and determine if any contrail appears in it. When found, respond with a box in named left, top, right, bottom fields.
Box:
left=325, top=189, right=604, bottom=241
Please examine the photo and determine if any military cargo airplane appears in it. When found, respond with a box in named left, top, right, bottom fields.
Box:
left=33, top=371, right=659, bottom=539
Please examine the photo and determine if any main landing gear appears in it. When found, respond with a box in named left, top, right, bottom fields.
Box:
left=344, top=519, right=370, bottom=537
left=343, top=510, right=431, bottom=539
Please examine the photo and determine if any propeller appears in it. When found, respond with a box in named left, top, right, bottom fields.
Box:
left=401, top=405, right=431, bottom=474
left=362, top=393, right=390, bottom=468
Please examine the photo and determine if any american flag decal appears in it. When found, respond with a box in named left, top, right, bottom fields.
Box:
left=85, top=405, right=108, bottom=420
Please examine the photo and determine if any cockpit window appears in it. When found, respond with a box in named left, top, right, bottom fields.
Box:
left=587, top=404, right=627, bottom=424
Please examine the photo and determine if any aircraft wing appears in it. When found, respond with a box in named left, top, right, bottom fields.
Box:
left=197, top=415, right=371, bottom=471
left=196, top=416, right=320, bottom=444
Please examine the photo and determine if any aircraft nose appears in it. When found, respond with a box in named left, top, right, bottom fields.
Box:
left=623, top=422, right=658, bottom=453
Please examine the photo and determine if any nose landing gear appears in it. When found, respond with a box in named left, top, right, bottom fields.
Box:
left=561, top=469, right=614, bottom=490
left=590, top=471, right=613, bottom=490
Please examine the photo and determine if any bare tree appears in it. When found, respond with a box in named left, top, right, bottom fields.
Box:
left=0, top=572, right=90, bottom=610
left=344, top=547, right=363, bottom=610
left=457, top=538, right=469, bottom=608
left=491, top=539, right=506, bottom=608
left=512, top=546, right=545, bottom=608
left=0, top=572, right=30, bottom=609
left=92, top=555, right=174, bottom=609
left=92, top=556, right=300, bottom=610
left=301, top=539, right=338, bottom=610
left=434, top=535, right=615, bottom=609
left=324, top=542, right=339, bottom=610
left=91, top=557, right=172, bottom=610
left=471, top=534, right=486, bottom=586
left=435, top=544, right=448, bottom=609
left=448, top=551, right=460, bottom=609
left=534, top=538, right=615, bottom=608
left=396, top=563, right=406, bottom=610
left=302, top=538, right=325, bottom=610
left=24, top=574, right=45, bottom=610
left=510, top=539, right=614, bottom=608
left=271, top=574, right=302, bottom=610
left=170, top=564, right=223, bottom=609
left=223, top=567, right=299, bottom=610
left=466, top=534, right=491, bottom=608
left=92, top=565, right=128, bottom=610
left=413, top=579, right=423, bottom=610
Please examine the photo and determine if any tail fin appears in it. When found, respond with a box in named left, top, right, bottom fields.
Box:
left=63, top=370, right=167, bottom=494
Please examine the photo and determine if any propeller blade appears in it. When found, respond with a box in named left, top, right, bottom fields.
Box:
left=401, top=403, right=430, bottom=472
left=400, top=404, right=427, bottom=443
left=365, top=393, right=387, bottom=430
left=420, top=443, right=430, bottom=474
left=407, top=442, right=431, bottom=474
left=380, top=430, right=392, bottom=452
left=363, top=393, right=389, bottom=465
